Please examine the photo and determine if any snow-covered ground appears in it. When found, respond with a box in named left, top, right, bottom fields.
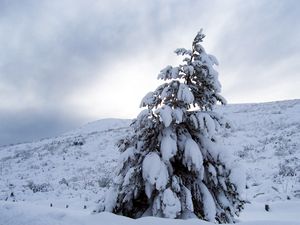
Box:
left=0, top=201, right=299, bottom=225
left=0, top=99, right=300, bottom=224
left=0, top=118, right=132, bottom=210
left=216, top=100, right=300, bottom=202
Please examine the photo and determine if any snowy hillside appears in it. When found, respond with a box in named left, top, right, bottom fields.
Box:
left=216, top=100, right=300, bottom=202
left=0, top=99, right=300, bottom=224
left=0, top=119, right=131, bottom=209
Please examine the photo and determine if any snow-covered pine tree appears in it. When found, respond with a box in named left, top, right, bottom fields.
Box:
left=98, top=29, right=244, bottom=223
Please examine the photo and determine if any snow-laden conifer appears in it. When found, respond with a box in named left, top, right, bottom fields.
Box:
left=97, top=29, right=244, bottom=223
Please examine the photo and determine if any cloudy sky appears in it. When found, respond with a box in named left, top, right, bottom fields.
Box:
left=0, top=0, right=299, bottom=145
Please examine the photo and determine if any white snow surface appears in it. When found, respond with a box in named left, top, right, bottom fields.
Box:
left=1, top=100, right=300, bottom=224
left=177, top=83, right=194, bottom=104
left=199, top=182, right=216, bottom=222
left=172, top=108, right=183, bottom=123
left=157, top=105, right=173, bottom=127
left=183, top=138, right=203, bottom=172
left=0, top=201, right=299, bottom=225
left=142, top=152, right=168, bottom=196
left=162, top=188, right=181, bottom=218
left=160, top=128, right=177, bottom=162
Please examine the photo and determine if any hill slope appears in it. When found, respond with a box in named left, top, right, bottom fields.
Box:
left=216, top=100, right=300, bottom=202
left=0, top=99, right=299, bottom=221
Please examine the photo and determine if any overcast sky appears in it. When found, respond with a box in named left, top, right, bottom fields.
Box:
left=0, top=0, right=299, bottom=146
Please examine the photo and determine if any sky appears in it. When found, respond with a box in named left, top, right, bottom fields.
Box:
left=0, top=0, right=299, bottom=146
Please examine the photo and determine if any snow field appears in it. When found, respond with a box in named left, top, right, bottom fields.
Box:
left=0, top=200, right=300, bottom=225
left=0, top=100, right=300, bottom=224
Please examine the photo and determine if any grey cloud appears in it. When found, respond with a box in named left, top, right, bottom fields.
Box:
left=0, top=0, right=184, bottom=100
left=210, top=1, right=300, bottom=98
left=0, top=0, right=190, bottom=145
left=0, top=0, right=299, bottom=145
left=216, top=1, right=300, bottom=64
left=0, top=109, right=84, bottom=146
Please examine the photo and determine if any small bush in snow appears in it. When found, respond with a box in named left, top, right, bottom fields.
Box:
left=59, top=178, right=69, bottom=186
left=27, top=181, right=52, bottom=193
left=279, top=163, right=296, bottom=177
left=72, top=136, right=85, bottom=146
left=97, top=30, right=244, bottom=223
left=98, top=177, right=111, bottom=188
